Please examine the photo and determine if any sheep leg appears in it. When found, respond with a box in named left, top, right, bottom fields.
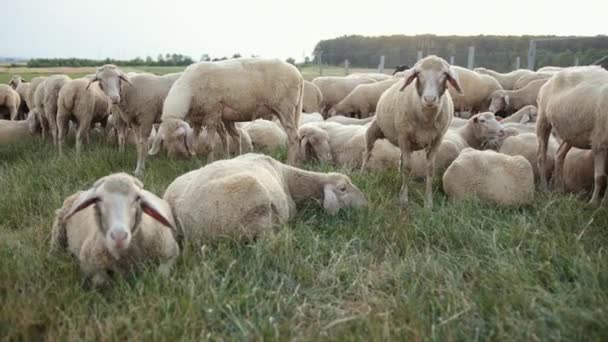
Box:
left=552, top=141, right=572, bottom=192
left=536, top=108, right=552, bottom=190
left=76, top=117, right=92, bottom=156
left=276, top=109, right=300, bottom=165
left=9, top=105, right=18, bottom=121
left=134, top=123, right=152, bottom=177
left=57, top=111, right=69, bottom=155
left=225, top=121, right=242, bottom=155
left=360, top=120, right=384, bottom=172
left=590, top=149, right=607, bottom=206
left=424, top=145, right=439, bottom=209
left=398, top=136, right=413, bottom=208
left=216, top=122, right=230, bottom=158
left=47, top=113, right=58, bottom=146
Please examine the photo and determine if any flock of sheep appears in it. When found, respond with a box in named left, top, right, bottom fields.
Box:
left=1, top=55, right=606, bottom=287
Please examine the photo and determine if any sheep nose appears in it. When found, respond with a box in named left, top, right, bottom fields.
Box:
left=423, top=95, right=437, bottom=104
left=110, top=229, right=128, bottom=242
left=111, top=95, right=120, bottom=104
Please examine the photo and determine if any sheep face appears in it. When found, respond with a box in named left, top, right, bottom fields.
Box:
left=472, top=112, right=505, bottom=141
left=488, top=91, right=509, bottom=114
left=399, top=56, right=462, bottom=109
left=149, top=119, right=195, bottom=158
left=87, top=65, right=133, bottom=105
left=9, top=76, right=23, bottom=89
left=64, top=174, right=174, bottom=258
left=323, top=174, right=368, bottom=215
left=299, top=127, right=331, bottom=163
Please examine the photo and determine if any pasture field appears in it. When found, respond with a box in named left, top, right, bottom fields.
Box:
left=1, top=68, right=607, bottom=340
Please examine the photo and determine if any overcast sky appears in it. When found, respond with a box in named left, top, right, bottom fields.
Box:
left=3, top=0, right=606, bottom=61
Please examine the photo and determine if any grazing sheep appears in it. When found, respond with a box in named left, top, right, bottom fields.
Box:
left=500, top=105, right=538, bottom=124
left=238, top=119, right=288, bottom=152
left=329, top=78, right=400, bottom=118
left=443, top=148, right=535, bottom=206
left=49, top=173, right=179, bottom=288
left=8, top=76, right=30, bottom=119
left=499, top=133, right=559, bottom=182
left=311, top=76, right=376, bottom=116
left=56, top=77, right=112, bottom=155
left=362, top=55, right=463, bottom=208
left=86, top=65, right=181, bottom=175
left=303, top=81, right=323, bottom=113
left=326, top=115, right=375, bottom=125
left=536, top=66, right=608, bottom=205
left=449, top=66, right=502, bottom=113
left=0, top=84, right=20, bottom=121
left=488, top=79, right=548, bottom=115
left=0, top=111, right=38, bottom=144
left=41, top=75, right=71, bottom=145
left=563, top=148, right=594, bottom=195
left=474, top=67, right=534, bottom=90
left=163, top=153, right=367, bottom=244
left=147, top=118, right=196, bottom=158
left=512, top=72, right=553, bottom=90
left=154, top=58, right=303, bottom=166
left=347, top=73, right=392, bottom=81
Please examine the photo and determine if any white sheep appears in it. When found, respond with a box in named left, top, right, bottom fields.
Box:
left=488, top=78, right=548, bottom=115
left=0, top=84, right=21, bottom=121
left=25, top=76, right=47, bottom=116
left=303, top=81, right=323, bottom=113
left=537, top=66, right=564, bottom=73
left=299, top=112, right=324, bottom=125
left=0, top=111, right=38, bottom=144
left=32, top=79, right=49, bottom=136
left=449, top=66, right=503, bottom=113
left=499, top=132, right=559, bottom=182
left=41, top=75, right=71, bottom=145
left=311, top=76, right=376, bottom=116
left=562, top=147, right=594, bottom=195
left=474, top=67, right=534, bottom=90
left=326, top=115, right=375, bottom=125
left=362, top=55, right=463, bottom=208
left=49, top=173, right=179, bottom=288
left=329, top=78, right=400, bottom=118
left=8, top=76, right=30, bottom=119
left=443, top=148, right=535, bottom=206
left=536, top=66, right=608, bottom=205
left=153, top=58, right=303, bottom=166
left=238, top=119, right=288, bottom=152
left=86, top=65, right=181, bottom=175
left=500, top=105, right=538, bottom=124
left=163, top=153, right=367, bottom=244
left=512, top=72, right=553, bottom=90
left=346, top=73, right=392, bottom=81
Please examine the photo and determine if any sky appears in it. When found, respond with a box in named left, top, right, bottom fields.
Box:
left=2, top=0, right=606, bottom=61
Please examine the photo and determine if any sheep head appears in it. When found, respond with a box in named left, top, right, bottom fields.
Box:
left=488, top=91, right=510, bottom=114
left=149, top=119, right=196, bottom=158
left=322, top=173, right=368, bottom=215
left=298, top=125, right=332, bottom=163
left=64, top=173, right=174, bottom=258
left=8, top=75, right=24, bottom=89
left=471, top=112, right=505, bottom=142
left=87, top=64, right=133, bottom=105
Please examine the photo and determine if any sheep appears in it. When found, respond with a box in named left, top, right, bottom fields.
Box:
left=473, top=67, right=534, bottom=90
left=449, top=66, right=503, bottom=113
left=499, top=133, right=559, bottom=182
left=537, top=66, right=563, bottom=73
left=326, top=115, right=375, bottom=125
left=346, top=73, right=392, bottom=81
left=153, top=58, right=303, bottom=166
left=562, top=148, right=594, bottom=195
left=500, top=105, right=538, bottom=124
left=329, top=78, right=400, bottom=118
left=361, top=55, right=463, bottom=208
left=303, top=80, right=323, bottom=113
left=537, top=66, right=608, bottom=205
left=238, top=119, right=287, bottom=152
left=393, top=65, right=410, bottom=75
left=449, top=117, right=468, bottom=129
left=40, top=75, right=71, bottom=145
left=8, top=76, right=30, bottom=119
left=85, top=65, right=181, bottom=175
left=0, top=111, right=38, bottom=144
left=25, top=76, right=47, bottom=114
left=32, top=79, right=49, bottom=137
left=488, top=79, right=549, bottom=116
left=147, top=118, right=196, bottom=158
left=443, top=148, right=534, bottom=206
left=196, top=123, right=253, bottom=156
left=56, top=77, right=112, bottom=155
left=0, top=84, right=20, bottom=121
left=311, top=76, right=376, bottom=116
left=300, top=112, right=324, bottom=125
left=49, top=173, right=179, bottom=288
left=163, top=153, right=367, bottom=244
left=512, top=72, right=553, bottom=90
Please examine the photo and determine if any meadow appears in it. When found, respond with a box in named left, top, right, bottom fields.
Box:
left=0, top=67, right=607, bottom=340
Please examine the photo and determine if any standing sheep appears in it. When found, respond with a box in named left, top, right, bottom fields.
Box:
left=329, top=78, right=400, bottom=118
left=311, top=76, right=376, bottom=117
left=153, top=58, right=303, bottom=166
left=0, top=84, right=20, bottom=121
left=488, top=78, right=548, bottom=115
left=163, top=153, right=367, bottom=244
left=49, top=173, right=179, bottom=288
left=362, top=55, right=463, bottom=208
left=25, top=76, right=47, bottom=112
left=33, top=79, right=49, bottom=136
left=8, top=76, right=30, bottom=119
left=474, top=67, right=534, bottom=90
left=41, top=75, right=71, bottom=145
left=303, top=80, right=323, bottom=113
left=537, top=66, right=608, bottom=205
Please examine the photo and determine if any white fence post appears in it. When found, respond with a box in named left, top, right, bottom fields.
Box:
left=344, top=59, right=350, bottom=75
left=378, top=55, right=385, bottom=73
left=574, top=56, right=580, bottom=66
left=449, top=56, right=455, bottom=65
left=467, top=46, right=475, bottom=69
left=515, top=56, right=521, bottom=69
left=417, top=51, right=423, bottom=61
left=318, top=53, right=323, bottom=76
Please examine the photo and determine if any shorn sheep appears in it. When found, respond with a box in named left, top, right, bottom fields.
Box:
left=537, top=66, right=608, bottom=205
left=488, top=78, right=548, bottom=116
left=8, top=76, right=30, bottom=119
left=163, top=153, right=367, bottom=244
left=362, top=55, right=463, bottom=208
left=0, top=84, right=20, bottom=121
left=86, top=65, right=182, bottom=175
left=49, top=173, right=179, bottom=288
left=443, top=148, right=535, bottom=206
left=329, top=78, right=400, bottom=118
left=311, top=76, right=376, bottom=116
left=153, top=58, right=304, bottom=166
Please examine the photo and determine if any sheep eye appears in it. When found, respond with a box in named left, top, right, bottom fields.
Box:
left=339, top=186, right=347, bottom=192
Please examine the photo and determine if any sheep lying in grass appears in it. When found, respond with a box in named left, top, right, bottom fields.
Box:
left=238, top=119, right=288, bottom=152
left=362, top=55, right=462, bottom=208
left=0, top=111, right=38, bottom=144
left=563, top=148, right=594, bottom=195
left=163, top=153, right=367, bottom=244
left=443, top=148, right=535, bottom=206
left=50, top=173, right=179, bottom=288
left=499, top=132, right=559, bottom=182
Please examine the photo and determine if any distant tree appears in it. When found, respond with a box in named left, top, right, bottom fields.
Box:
left=286, top=57, right=296, bottom=65
left=145, top=56, right=154, bottom=65
left=304, top=56, right=311, bottom=64
left=232, top=53, right=242, bottom=59
left=200, top=53, right=211, bottom=62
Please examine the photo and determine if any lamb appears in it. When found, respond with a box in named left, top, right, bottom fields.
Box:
left=8, top=76, right=30, bottom=119
left=500, top=105, right=538, bottom=124
left=442, top=148, right=535, bottom=206
left=49, top=173, right=179, bottom=288
left=488, top=79, right=548, bottom=115
left=326, top=115, right=374, bottom=125
left=303, top=81, right=323, bottom=113
left=40, top=75, right=71, bottom=145
left=512, top=72, right=553, bottom=90
left=473, top=67, right=534, bottom=90
left=499, top=133, right=559, bottom=182
left=346, top=73, right=392, bottom=81
left=238, top=119, right=287, bottom=152
left=537, top=66, right=608, bottom=205
left=85, top=65, right=182, bottom=175
left=0, top=84, right=20, bottom=121
left=448, top=66, right=503, bottom=113
left=153, top=58, right=303, bottom=166
left=311, top=76, right=376, bottom=116
left=163, top=153, right=367, bottom=244
left=0, top=111, right=38, bottom=144
left=56, top=77, right=112, bottom=155
left=329, top=78, right=400, bottom=118
left=361, top=55, right=463, bottom=208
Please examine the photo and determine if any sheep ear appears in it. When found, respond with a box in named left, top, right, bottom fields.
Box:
left=299, top=136, right=309, bottom=160
left=400, top=70, right=418, bottom=91
left=65, top=190, right=99, bottom=221
left=519, top=114, right=530, bottom=124
left=184, top=126, right=196, bottom=156
left=446, top=67, right=463, bottom=95
left=148, top=130, right=164, bottom=155
left=139, top=190, right=174, bottom=230
left=473, top=116, right=479, bottom=123
left=86, top=76, right=99, bottom=90
left=119, top=72, right=134, bottom=87
left=323, top=184, right=340, bottom=216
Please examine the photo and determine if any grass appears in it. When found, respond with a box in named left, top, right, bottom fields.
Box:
left=1, top=68, right=607, bottom=340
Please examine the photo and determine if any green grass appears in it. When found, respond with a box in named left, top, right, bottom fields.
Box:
left=1, top=131, right=608, bottom=340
